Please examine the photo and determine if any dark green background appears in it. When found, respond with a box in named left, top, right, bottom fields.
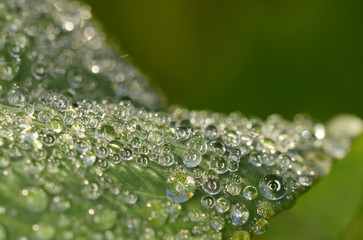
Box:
left=85, top=0, right=362, bottom=121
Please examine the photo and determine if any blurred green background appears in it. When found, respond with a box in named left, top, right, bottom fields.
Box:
left=84, top=1, right=363, bottom=239
left=85, top=0, right=363, bottom=121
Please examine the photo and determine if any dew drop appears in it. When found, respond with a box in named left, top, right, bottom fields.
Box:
left=19, top=187, right=49, bottom=213
left=159, top=152, right=174, bottom=166
left=166, top=200, right=182, bottom=218
left=209, top=156, right=228, bottom=174
left=175, top=126, right=191, bottom=141
left=82, top=182, right=102, bottom=200
left=166, top=172, right=196, bottom=203
left=183, top=149, right=202, bottom=168
left=7, top=88, right=30, bottom=106
left=188, top=137, right=207, bottom=155
left=202, top=176, right=221, bottom=195
left=222, top=130, right=240, bottom=148
left=208, top=140, right=226, bottom=156
left=87, top=207, right=116, bottom=231
left=96, top=123, right=116, bottom=141
left=145, top=200, right=168, bottom=227
left=0, top=62, right=16, bottom=81
left=230, top=203, right=249, bottom=226
left=242, top=186, right=258, bottom=200
left=256, top=201, right=274, bottom=218
left=135, top=154, right=149, bottom=167
left=201, top=195, right=215, bottom=209
left=252, top=218, right=269, bottom=235
left=32, top=223, right=55, bottom=240
left=259, top=174, right=287, bottom=200
left=215, top=197, right=230, bottom=213
left=148, top=131, right=163, bottom=145
left=210, top=216, right=225, bottom=231
left=205, top=125, right=218, bottom=141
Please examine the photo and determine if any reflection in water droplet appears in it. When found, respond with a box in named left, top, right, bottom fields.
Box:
left=259, top=174, right=287, bottom=200
left=166, top=172, right=196, bottom=203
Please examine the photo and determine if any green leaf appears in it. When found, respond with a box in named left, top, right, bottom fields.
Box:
left=0, top=0, right=360, bottom=239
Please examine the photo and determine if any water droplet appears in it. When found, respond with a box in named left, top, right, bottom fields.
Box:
left=8, top=88, right=30, bottom=106
left=87, top=207, right=116, bottom=231
left=201, top=195, right=215, bottom=209
left=188, top=137, right=207, bottom=155
left=210, top=216, right=225, bottom=230
left=31, top=62, right=47, bottom=80
left=202, top=176, right=221, bottom=195
left=222, top=130, right=240, bottom=148
left=159, top=152, right=174, bottom=166
left=67, top=68, right=85, bottom=88
left=148, top=131, right=163, bottom=145
left=19, top=187, right=49, bottom=213
left=166, top=200, right=182, bottom=218
left=46, top=117, right=63, bottom=133
left=208, top=140, right=226, bottom=156
left=252, top=218, right=269, bottom=235
left=122, top=191, right=138, bottom=204
left=32, top=223, right=55, bottom=240
left=209, top=156, right=228, bottom=174
left=183, top=149, right=202, bottom=168
left=205, top=125, right=218, bottom=141
left=52, top=95, right=69, bottom=112
left=226, top=182, right=242, bottom=196
left=145, top=200, right=168, bottom=226
left=51, top=196, right=71, bottom=213
left=82, top=151, right=96, bottom=166
left=242, top=186, right=258, bottom=200
left=229, top=230, right=250, bottom=240
left=166, top=172, right=196, bottom=203
left=96, top=124, right=116, bottom=141
left=215, top=198, right=230, bottom=213
left=0, top=62, right=16, bottom=81
left=256, top=201, right=274, bottom=218
left=175, top=126, right=191, bottom=141
left=230, top=203, right=249, bottom=226
left=249, top=152, right=263, bottom=167
left=259, top=174, right=287, bottom=200
left=135, top=154, right=149, bottom=167
left=82, top=181, right=102, bottom=200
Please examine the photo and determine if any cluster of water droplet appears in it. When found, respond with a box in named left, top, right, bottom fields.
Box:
left=0, top=0, right=360, bottom=239
left=0, top=0, right=164, bottom=111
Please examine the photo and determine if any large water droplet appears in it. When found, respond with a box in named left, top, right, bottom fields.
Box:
left=259, top=174, right=287, bottom=200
